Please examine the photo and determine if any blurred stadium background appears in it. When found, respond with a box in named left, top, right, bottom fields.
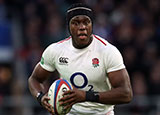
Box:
left=0, top=0, right=160, bottom=115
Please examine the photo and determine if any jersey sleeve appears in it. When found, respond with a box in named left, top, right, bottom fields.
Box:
left=39, top=44, right=56, bottom=72
left=105, top=45, right=125, bottom=73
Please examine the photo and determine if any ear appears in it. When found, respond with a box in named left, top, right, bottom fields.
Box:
left=68, top=21, right=72, bottom=35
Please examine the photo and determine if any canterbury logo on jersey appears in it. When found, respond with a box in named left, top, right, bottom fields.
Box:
left=59, top=57, right=69, bottom=65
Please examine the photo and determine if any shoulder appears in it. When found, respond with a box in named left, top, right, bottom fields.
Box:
left=57, top=36, right=71, bottom=44
left=93, top=34, right=117, bottom=51
left=44, top=36, right=71, bottom=52
left=93, top=34, right=108, bottom=46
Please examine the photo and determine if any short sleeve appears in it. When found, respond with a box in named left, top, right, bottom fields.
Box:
left=105, top=45, right=125, bottom=73
left=40, top=44, right=56, bottom=72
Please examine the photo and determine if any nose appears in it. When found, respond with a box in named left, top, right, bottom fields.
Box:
left=79, top=23, right=86, bottom=30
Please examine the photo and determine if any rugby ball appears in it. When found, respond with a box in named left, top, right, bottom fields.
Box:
left=48, top=79, right=73, bottom=115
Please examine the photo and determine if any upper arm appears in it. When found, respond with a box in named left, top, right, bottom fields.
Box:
left=28, top=63, right=54, bottom=97
left=102, top=45, right=133, bottom=103
left=98, top=69, right=133, bottom=104
left=31, top=63, right=53, bottom=83
left=108, top=69, right=132, bottom=95
left=104, top=45, right=131, bottom=89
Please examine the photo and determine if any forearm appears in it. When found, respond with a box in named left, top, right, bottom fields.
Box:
left=28, top=63, right=53, bottom=98
left=59, top=87, right=132, bottom=110
left=98, top=87, right=132, bottom=104
left=28, top=77, right=46, bottom=99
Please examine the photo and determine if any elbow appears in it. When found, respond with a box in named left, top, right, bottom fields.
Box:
left=123, top=88, right=133, bottom=103
left=28, top=76, right=33, bottom=87
left=28, top=75, right=33, bottom=83
left=125, top=93, right=133, bottom=103
left=28, top=75, right=37, bottom=86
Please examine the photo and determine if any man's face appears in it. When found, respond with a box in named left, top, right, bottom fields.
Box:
left=69, top=15, right=92, bottom=48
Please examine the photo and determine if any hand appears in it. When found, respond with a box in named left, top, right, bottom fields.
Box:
left=41, top=94, right=55, bottom=115
left=59, top=87, right=86, bottom=110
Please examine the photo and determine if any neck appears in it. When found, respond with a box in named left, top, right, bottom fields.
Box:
left=72, top=35, right=93, bottom=49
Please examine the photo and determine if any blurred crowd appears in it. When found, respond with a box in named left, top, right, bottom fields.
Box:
left=0, top=0, right=160, bottom=115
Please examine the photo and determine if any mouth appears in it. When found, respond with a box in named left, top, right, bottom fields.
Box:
left=78, top=34, right=88, bottom=40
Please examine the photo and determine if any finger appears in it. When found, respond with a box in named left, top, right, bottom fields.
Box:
left=42, top=96, right=50, bottom=104
left=59, top=90, right=76, bottom=107
left=42, top=96, right=55, bottom=114
left=59, top=93, right=76, bottom=103
left=59, top=91, right=75, bottom=102
left=64, top=102, right=74, bottom=110
left=64, top=91, right=76, bottom=100
left=44, top=105, right=54, bottom=114
left=44, top=105, right=51, bottom=112
left=51, top=107, right=55, bottom=114
left=62, top=90, right=74, bottom=96
left=60, top=95, right=76, bottom=106
left=59, top=96, right=69, bottom=102
left=48, top=108, right=54, bottom=115
left=47, top=105, right=54, bottom=113
left=43, top=100, right=51, bottom=107
left=43, top=96, right=50, bottom=101
left=43, top=96, right=51, bottom=104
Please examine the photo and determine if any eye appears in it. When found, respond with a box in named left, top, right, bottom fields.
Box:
left=71, top=21, right=79, bottom=26
left=83, top=20, right=91, bottom=25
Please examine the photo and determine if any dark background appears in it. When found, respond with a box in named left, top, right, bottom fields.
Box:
left=0, top=0, right=160, bottom=115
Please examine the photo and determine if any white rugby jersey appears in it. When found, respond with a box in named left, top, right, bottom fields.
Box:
left=40, top=34, right=125, bottom=115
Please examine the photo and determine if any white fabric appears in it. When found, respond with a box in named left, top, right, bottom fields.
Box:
left=40, top=34, right=125, bottom=114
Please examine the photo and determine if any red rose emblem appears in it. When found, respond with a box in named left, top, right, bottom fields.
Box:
left=92, top=58, right=99, bottom=67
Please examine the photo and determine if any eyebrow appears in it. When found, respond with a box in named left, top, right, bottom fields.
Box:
left=71, top=17, right=91, bottom=22
left=71, top=15, right=91, bottom=20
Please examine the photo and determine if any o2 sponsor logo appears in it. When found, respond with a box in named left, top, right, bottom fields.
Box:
left=70, top=72, right=94, bottom=91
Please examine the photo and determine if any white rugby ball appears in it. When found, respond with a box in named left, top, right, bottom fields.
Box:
left=48, top=79, right=73, bottom=115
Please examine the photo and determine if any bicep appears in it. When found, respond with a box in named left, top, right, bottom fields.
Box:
left=98, top=69, right=133, bottom=104
left=108, top=69, right=131, bottom=89
left=31, top=63, right=53, bottom=83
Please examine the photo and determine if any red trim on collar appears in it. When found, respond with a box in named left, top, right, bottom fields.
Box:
left=57, top=36, right=71, bottom=44
left=93, top=34, right=107, bottom=46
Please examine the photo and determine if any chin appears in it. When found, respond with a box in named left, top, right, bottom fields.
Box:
left=78, top=43, right=90, bottom=49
